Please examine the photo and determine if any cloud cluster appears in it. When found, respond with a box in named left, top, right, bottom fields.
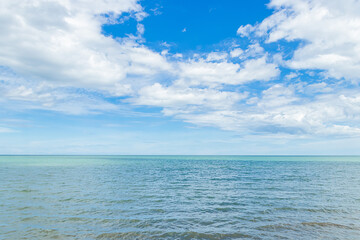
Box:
left=177, top=55, right=279, bottom=86
left=134, top=83, right=247, bottom=114
left=0, top=80, right=118, bottom=115
left=242, top=0, right=360, bottom=81
left=0, top=0, right=169, bottom=90
left=1, top=0, right=360, bottom=138
left=136, top=82, right=360, bottom=137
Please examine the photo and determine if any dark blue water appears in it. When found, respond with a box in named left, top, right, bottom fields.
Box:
left=1, top=156, right=360, bottom=239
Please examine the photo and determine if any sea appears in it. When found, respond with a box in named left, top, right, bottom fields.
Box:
left=1, top=155, right=360, bottom=239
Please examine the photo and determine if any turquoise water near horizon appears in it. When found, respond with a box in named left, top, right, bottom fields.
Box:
left=1, top=155, right=360, bottom=239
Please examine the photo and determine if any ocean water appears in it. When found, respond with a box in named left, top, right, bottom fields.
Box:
left=1, top=155, right=360, bottom=240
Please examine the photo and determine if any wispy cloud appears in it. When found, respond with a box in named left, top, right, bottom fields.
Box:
left=0, top=126, right=15, bottom=133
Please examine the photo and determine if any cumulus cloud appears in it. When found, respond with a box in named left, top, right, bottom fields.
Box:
left=166, top=86, right=360, bottom=137
left=2, top=0, right=360, bottom=139
left=133, top=83, right=247, bottom=111
left=237, top=24, right=255, bottom=37
left=177, top=55, right=279, bottom=87
left=0, top=0, right=170, bottom=89
left=0, top=0, right=279, bottom=120
left=239, top=0, right=360, bottom=81
left=230, top=48, right=244, bottom=58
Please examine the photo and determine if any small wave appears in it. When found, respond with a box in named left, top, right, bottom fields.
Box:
left=273, top=207, right=344, bottom=213
left=257, top=222, right=358, bottom=232
left=96, top=232, right=149, bottom=239
left=16, top=206, right=41, bottom=211
left=150, top=208, right=166, bottom=213
left=108, top=199, right=135, bottom=204
left=96, top=231, right=252, bottom=240
left=99, top=218, right=141, bottom=225
left=59, top=198, right=74, bottom=202
left=257, top=223, right=295, bottom=231
left=301, top=222, right=355, bottom=229
left=214, top=207, right=234, bottom=212
left=21, top=216, right=38, bottom=222
left=218, top=201, right=246, bottom=206
left=17, top=189, right=34, bottom=193
left=25, top=228, right=76, bottom=239
left=273, top=207, right=298, bottom=211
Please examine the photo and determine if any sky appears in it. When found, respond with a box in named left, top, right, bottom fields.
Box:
left=1, top=0, right=360, bottom=154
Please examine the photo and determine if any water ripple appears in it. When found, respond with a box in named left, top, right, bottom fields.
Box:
left=1, top=155, right=360, bottom=239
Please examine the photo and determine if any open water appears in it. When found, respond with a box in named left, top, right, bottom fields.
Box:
left=1, top=155, right=360, bottom=239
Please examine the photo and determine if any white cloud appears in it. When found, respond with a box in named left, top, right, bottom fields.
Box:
left=297, top=82, right=334, bottom=94
left=230, top=48, right=244, bottom=58
left=206, top=52, right=228, bottom=61
left=178, top=56, right=279, bottom=86
left=258, top=84, right=298, bottom=108
left=136, top=23, right=145, bottom=35
left=246, top=0, right=360, bottom=81
left=0, top=0, right=170, bottom=89
left=237, top=24, right=255, bottom=37
left=245, top=43, right=264, bottom=58
left=0, top=0, right=280, bottom=121
left=173, top=53, right=183, bottom=58
left=0, top=126, right=14, bottom=133
left=189, top=92, right=360, bottom=136
left=134, top=83, right=246, bottom=111
left=0, top=77, right=119, bottom=115
left=2, top=0, right=360, bottom=140
left=284, top=72, right=298, bottom=80
left=133, top=80, right=360, bottom=137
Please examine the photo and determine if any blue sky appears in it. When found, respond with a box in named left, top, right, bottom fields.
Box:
left=1, top=0, right=360, bottom=154
left=104, top=0, right=272, bottom=52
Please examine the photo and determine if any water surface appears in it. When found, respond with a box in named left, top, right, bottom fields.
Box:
left=1, top=155, right=360, bottom=239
